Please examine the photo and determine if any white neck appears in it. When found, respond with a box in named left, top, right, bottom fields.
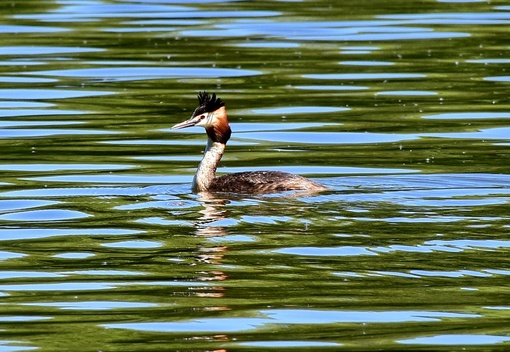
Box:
left=192, top=138, right=225, bottom=192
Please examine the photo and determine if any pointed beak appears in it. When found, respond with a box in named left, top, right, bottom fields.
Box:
left=171, top=115, right=201, bottom=130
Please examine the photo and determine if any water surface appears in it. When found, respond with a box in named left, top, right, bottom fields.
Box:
left=1, top=0, right=510, bottom=351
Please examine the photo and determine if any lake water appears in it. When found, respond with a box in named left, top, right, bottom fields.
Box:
left=1, top=0, right=510, bottom=351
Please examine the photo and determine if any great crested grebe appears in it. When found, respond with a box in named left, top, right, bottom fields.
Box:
left=172, top=92, right=327, bottom=194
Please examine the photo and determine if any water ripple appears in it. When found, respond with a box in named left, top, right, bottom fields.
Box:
left=0, top=164, right=133, bottom=172
left=423, top=112, right=510, bottom=119
left=25, top=66, right=262, bottom=82
left=0, top=46, right=104, bottom=55
left=24, top=301, right=158, bottom=311
left=238, top=341, right=341, bottom=348
left=398, top=334, right=510, bottom=346
left=275, top=246, right=377, bottom=257
left=0, top=24, right=67, bottom=33
left=0, top=209, right=90, bottom=222
left=0, top=88, right=114, bottom=100
left=101, top=240, right=163, bottom=249
left=236, top=131, right=419, bottom=144
left=0, top=228, right=142, bottom=241
left=0, top=281, right=209, bottom=292
left=103, top=309, right=479, bottom=333
left=303, top=73, right=426, bottom=80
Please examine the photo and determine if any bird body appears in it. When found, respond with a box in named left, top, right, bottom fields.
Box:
left=211, top=170, right=325, bottom=193
left=172, top=92, right=327, bottom=194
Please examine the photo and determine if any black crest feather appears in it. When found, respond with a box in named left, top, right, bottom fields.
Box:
left=192, top=91, right=225, bottom=117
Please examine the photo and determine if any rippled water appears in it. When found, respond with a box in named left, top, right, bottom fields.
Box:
left=1, top=0, right=510, bottom=351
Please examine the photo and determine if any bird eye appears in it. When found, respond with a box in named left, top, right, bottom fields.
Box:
left=200, top=115, right=206, bottom=120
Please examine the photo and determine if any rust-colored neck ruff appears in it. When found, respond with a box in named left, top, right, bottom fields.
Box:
left=205, top=107, right=231, bottom=144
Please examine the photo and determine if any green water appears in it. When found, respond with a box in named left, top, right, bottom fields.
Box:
left=1, top=0, right=510, bottom=351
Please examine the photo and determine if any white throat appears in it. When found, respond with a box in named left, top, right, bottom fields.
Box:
left=192, top=138, right=225, bottom=192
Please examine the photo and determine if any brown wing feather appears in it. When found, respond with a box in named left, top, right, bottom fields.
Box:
left=209, top=171, right=326, bottom=193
